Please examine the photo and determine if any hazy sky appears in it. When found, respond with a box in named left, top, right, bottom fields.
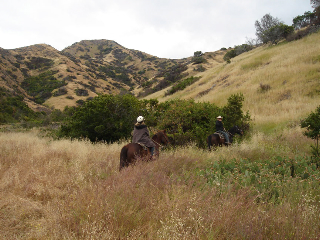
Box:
left=0, top=0, right=313, bottom=59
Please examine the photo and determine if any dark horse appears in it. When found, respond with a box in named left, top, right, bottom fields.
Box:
left=119, top=130, right=170, bottom=170
left=207, top=125, right=243, bottom=150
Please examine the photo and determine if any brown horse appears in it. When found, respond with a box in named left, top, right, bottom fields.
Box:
left=119, top=130, right=170, bottom=170
left=207, top=125, right=243, bottom=150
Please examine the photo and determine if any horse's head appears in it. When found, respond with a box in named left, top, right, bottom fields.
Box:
left=153, top=130, right=170, bottom=146
left=234, top=125, right=243, bottom=136
left=228, top=125, right=243, bottom=136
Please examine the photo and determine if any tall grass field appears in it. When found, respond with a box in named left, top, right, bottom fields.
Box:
left=0, top=127, right=319, bottom=239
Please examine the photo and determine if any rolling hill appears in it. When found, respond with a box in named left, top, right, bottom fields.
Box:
left=145, top=31, right=320, bottom=131
left=0, top=31, right=319, bottom=132
left=0, top=40, right=188, bottom=111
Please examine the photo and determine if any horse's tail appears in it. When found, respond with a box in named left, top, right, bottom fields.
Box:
left=119, top=145, right=128, bottom=171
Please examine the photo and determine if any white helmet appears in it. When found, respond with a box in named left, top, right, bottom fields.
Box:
left=137, top=116, right=144, bottom=123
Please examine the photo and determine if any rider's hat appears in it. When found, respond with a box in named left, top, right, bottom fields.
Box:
left=217, top=116, right=223, bottom=119
left=137, top=116, right=144, bottom=123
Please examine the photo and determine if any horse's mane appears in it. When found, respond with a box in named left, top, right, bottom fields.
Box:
left=152, top=130, right=164, bottom=139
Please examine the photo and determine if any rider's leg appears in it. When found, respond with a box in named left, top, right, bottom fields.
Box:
left=149, top=147, right=155, bottom=156
left=223, top=132, right=230, bottom=144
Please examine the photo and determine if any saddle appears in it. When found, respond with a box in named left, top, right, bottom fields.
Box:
left=136, top=142, right=148, bottom=151
left=214, top=132, right=225, bottom=139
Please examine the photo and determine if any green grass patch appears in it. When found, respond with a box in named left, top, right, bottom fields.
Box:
left=198, top=155, right=320, bottom=204
left=241, top=53, right=272, bottom=71
left=165, top=76, right=201, bottom=96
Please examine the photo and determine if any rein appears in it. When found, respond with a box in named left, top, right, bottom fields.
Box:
left=152, top=138, right=164, bottom=148
left=152, top=132, right=169, bottom=148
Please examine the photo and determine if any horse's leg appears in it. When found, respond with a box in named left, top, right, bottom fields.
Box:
left=207, top=135, right=212, bottom=151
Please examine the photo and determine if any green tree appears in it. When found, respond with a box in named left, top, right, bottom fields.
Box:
left=255, top=14, right=283, bottom=44
left=59, top=94, right=142, bottom=142
left=293, top=11, right=316, bottom=29
left=223, top=93, right=251, bottom=131
left=192, top=51, right=206, bottom=64
left=155, top=95, right=250, bottom=148
left=301, top=105, right=320, bottom=165
left=223, top=44, right=253, bottom=62
left=311, top=0, right=320, bottom=8
left=156, top=99, right=220, bottom=147
left=223, top=49, right=236, bottom=62
left=310, top=0, right=320, bottom=25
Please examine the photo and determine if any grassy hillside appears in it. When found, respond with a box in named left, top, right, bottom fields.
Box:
left=145, top=31, right=320, bottom=132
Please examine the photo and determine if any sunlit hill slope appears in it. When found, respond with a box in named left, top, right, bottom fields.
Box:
left=145, top=31, right=320, bottom=131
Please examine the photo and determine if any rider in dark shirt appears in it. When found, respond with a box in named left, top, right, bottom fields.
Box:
left=215, top=116, right=230, bottom=144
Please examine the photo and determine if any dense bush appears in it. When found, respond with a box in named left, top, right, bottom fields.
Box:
left=99, top=65, right=133, bottom=87
left=0, top=87, right=43, bottom=124
left=192, top=51, right=206, bottom=64
left=58, top=93, right=250, bottom=147
left=149, top=64, right=188, bottom=93
left=21, top=70, right=67, bottom=104
left=293, top=11, right=316, bottom=29
left=155, top=93, right=249, bottom=147
left=301, top=105, right=320, bottom=165
left=24, top=57, right=54, bottom=70
left=165, top=76, right=201, bottom=96
left=155, top=99, right=220, bottom=147
left=58, top=94, right=148, bottom=142
left=223, top=44, right=253, bottom=62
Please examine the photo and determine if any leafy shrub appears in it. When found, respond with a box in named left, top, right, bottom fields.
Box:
left=156, top=94, right=250, bottom=148
left=199, top=155, right=320, bottom=204
left=99, top=65, right=133, bottom=87
left=76, top=99, right=85, bottom=106
left=53, top=87, right=68, bottom=96
left=21, top=71, right=67, bottom=104
left=222, top=93, right=251, bottom=131
left=223, top=44, right=253, bottom=62
left=0, top=87, right=43, bottom=124
left=293, top=11, right=316, bottom=30
left=75, top=89, right=89, bottom=96
left=192, top=51, right=206, bottom=64
left=258, top=83, right=271, bottom=92
left=194, top=65, right=206, bottom=72
left=151, top=64, right=188, bottom=93
left=58, top=94, right=144, bottom=142
left=58, top=94, right=250, bottom=146
left=155, top=99, right=219, bottom=147
left=24, top=57, right=54, bottom=70
left=165, top=76, right=201, bottom=96
left=301, top=105, right=320, bottom=165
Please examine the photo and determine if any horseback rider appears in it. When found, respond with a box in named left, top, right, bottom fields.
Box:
left=215, top=116, right=231, bottom=145
left=132, top=116, right=156, bottom=156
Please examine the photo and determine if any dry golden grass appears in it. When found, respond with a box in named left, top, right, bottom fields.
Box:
left=1, top=127, right=319, bottom=239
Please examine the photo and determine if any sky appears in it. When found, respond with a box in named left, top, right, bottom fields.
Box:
left=0, top=0, right=313, bottom=59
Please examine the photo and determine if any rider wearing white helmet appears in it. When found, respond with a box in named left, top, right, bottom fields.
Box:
left=132, top=116, right=156, bottom=155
